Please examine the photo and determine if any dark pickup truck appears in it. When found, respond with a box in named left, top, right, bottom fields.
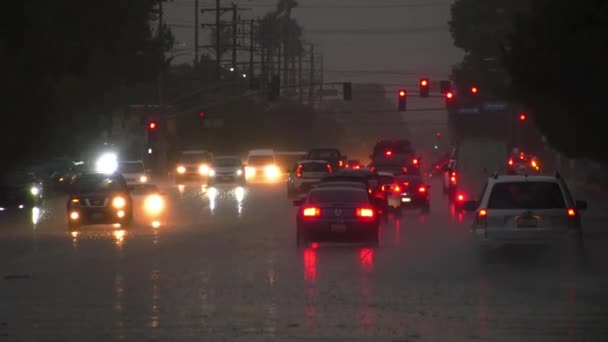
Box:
left=305, top=148, right=347, bottom=170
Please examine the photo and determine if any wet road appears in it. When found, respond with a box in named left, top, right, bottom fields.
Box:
left=1, top=177, right=608, bottom=342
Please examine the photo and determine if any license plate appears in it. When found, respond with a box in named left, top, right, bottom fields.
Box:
left=92, top=213, right=105, bottom=220
left=517, top=218, right=538, bottom=228
left=402, top=197, right=411, bottom=202
left=331, top=224, right=347, bottom=232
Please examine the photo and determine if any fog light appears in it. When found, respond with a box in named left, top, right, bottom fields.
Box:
left=70, top=211, right=79, bottom=220
left=117, top=210, right=125, bottom=218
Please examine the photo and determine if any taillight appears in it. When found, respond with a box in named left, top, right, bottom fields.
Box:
left=450, top=175, right=457, bottom=184
left=508, top=158, right=514, bottom=166
left=296, top=164, right=303, bottom=178
left=402, top=166, right=408, bottom=173
left=338, top=160, right=344, bottom=167
left=418, top=186, right=426, bottom=193
left=327, top=164, right=333, bottom=173
left=457, top=193, right=465, bottom=201
left=356, top=207, right=375, bottom=218
left=370, top=166, right=376, bottom=173
left=476, top=208, right=488, bottom=225
left=412, top=158, right=419, bottom=165
left=303, top=207, right=321, bottom=217
left=392, top=185, right=401, bottom=193
left=567, top=208, right=576, bottom=217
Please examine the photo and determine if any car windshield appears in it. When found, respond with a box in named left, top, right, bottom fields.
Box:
left=213, top=158, right=241, bottom=167
left=73, top=175, right=126, bottom=193
left=118, top=162, right=144, bottom=173
left=487, top=181, right=566, bottom=209
left=300, top=163, right=330, bottom=172
left=248, top=155, right=275, bottom=165
left=180, top=153, right=211, bottom=163
left=308, top=150, right=340, bottom=159
left=373, top=143, right=412, bottom=156
left=308, top=189, right=369, bottom=204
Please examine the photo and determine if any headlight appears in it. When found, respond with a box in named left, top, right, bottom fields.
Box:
left=199, top=164, right=209, bottom=175
left=144, top=194, right=164, bottom=214
left=95, top=152, right=118, bottom=174
left=236, top=169, right=243, bottom=176
left=264, top=165, right=280, bottom=179
left=112, top=196, right=126, bottom=209
left=139, top=175, right=148, bottom=183
left=245, top=166, right=256, bottom=178
left=177, top=166, right=186, bottom=174
left=208, top=169, right=216, bottom=177
left=30, top=187, right=40, bottom=196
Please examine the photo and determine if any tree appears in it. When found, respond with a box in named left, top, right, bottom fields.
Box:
left=0, top=0, right=173, bottom=164
left=504, top=0, right=608, bottom=163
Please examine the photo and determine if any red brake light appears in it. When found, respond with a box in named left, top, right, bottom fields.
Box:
left=385, top=150, right=392, bottom=156
left=420, top=79, right=428, bottom=87
left=567, top=208, right=576, bottom=217
left=508, top=158, right=514, bottom=166
left=479, top=209, right=487, bottom=217
left=446, top=91, right=454, bottom=99
left=418, top=186, right=426, bottom=193
left=450, top=175, right=456, bottom=184
left=303, top=207, right=321, bottom=217
left=457, top=193, right=464, bottom=201
left=296, top=164, right=303, bottom=178
left=393, top=185, right=401, bottom=193
left=327, top=164, right=333, bottom=173
left=412, top=158, right=419, bottom=165
left=471, top=87, right=478, bottom=94
left=354, top=165, right=360, bottom=169
left=402, top=167, right=408, bottom=173
left=399, top=90, right=406, bottom=97
left=356, top=207, right=375, bottom=218
left=148, top=121, right=157, bottom=130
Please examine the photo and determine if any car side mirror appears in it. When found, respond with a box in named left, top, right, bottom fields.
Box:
left=463, top=200, right=478, bottom=212
left=293, top=198, right=305, bottom=206
left=576, top=200, right=587, bottom=211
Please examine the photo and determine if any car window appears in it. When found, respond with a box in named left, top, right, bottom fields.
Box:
left=73, top=175, right=127, bottom=193
left=487, top=181, right=566, bottom=209
left=300, top=163, right=330, bottom=172
left=248, top=155, right=275, bottom=165
left=118, top=162, right=144, bottom=173
left=308, top=189, right=369, bottom=204
left=213, top=158, right=241, bottom=167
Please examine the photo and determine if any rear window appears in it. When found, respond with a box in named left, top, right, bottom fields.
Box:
left=73, top=175, right=127, bottom=193
left=487, top=181, right=566, bottom=209
left=308, top=189, right=369, bottom=204
left=300, top=163, right=330, bottom=172
left=308, top=150, right=340, bottom=159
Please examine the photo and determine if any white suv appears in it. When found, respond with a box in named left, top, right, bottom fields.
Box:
left=463, top=173, right=587, bottom=248
left=287, top=160, right=332, bottom=197
left=118, top=160, right=148, bottom=186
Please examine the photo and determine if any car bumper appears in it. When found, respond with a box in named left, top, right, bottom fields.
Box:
left=398, top=194, right=429, bottom=207
left=68, top=208, right=131, bottom=225
left=299, top=221, right=378, bottom=241
left=209, top=175, right=244, bottom=184
left=472, top=227, right=577, bottom=245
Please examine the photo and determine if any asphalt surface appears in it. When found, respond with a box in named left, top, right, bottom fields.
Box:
left=1, top=176, right=608, bottom=342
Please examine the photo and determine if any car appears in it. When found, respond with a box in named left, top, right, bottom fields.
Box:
left=118, top=160, right=149, bottom=186
left=0, top=171, right=44, bottom=212
left=442, top=159, right=458, bottom=195
left=395, top=173, right=430, bottom=212
left=293, top=186, right=380, bottom=246
left=376, top=172, right=400, bottom=210
left=174, top=150, right=213, bottom=182
left=66, top=173, right=133, bottom=229
left=321, top=169, right=388, bottom=212
left=369, top=155, right=421, bottom=176
left=287, top=160, right=333, bottom=197
left=208, top=156, right=246, bottom=185
left=463, top=173, right=587, bottom=249
left=245, top=149, right=281, bottom=181
left=305, top=148, right=347, bottom=170
left=346, top=160, right=363, bottom=170
left=507, top=152, right=541, bottom=175
left=371, top=139, right=415, bottom=160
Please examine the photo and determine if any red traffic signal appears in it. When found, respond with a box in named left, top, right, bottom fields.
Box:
left=148, top=121, right=157, bottom=130
left=420, top=79, right=429, bottom=87
left=470, top=86, right=478, bottom=94
left=436, top=131, right=441, bottom=137
left=199, top=112, right=205, bottom=118
left=398, top=90, right=406, bottom=97
left=519, top=113, right=527, bottom=121
left=445, top=91, right=454, bottom=99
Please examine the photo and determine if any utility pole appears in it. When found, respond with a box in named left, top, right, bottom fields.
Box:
left=308, top=44, right=314, bottom=103
left=231, top=3, right=238, bottom=72
left=249, top=19, right=255, bottom=78
left=215, top=0, right=221, bottom=80
left=298, top=48, right=303, bottom=102
left=319, top=53, right=324, bottom=105
left=194, top=0, right=199, bottom=66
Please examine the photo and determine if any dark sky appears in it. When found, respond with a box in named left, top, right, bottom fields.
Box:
left=166, top=0, right=464, bottom=85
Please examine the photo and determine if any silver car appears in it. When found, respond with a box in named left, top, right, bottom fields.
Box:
left=208, top=156, right=246, bottom=185
left=463, top=173, right=587, bottom=248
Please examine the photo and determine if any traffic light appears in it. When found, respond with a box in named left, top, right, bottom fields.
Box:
left=343, top=82, right=352, bottom=101
left=445, top=91, right=456, bottom=111
left=519, top=113, right=527, bottom=121
left=398, top=89, right=407, bottom=111
left=470, top=86, right=479, bottom=95
left=268, top=75, right=280, bottom=101
left=419, top=78, right=430, bottom=97
left=147, top=120, right=158, bottom=144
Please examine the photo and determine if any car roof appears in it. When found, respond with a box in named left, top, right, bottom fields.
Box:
left=213, top=155, right=240, bottom=159
left=248, top=149, right=274, bottom=155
